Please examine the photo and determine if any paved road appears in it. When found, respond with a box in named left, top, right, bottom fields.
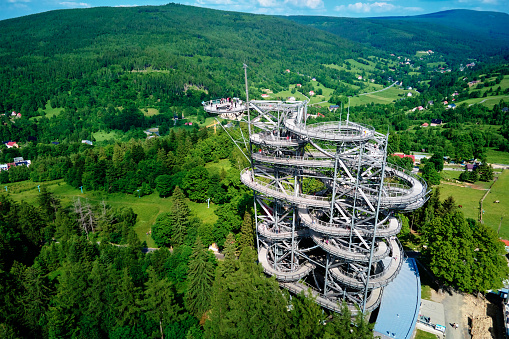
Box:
left=433, top=289, right=467, bottom=339
left=142, top=247, right=225, bottom=260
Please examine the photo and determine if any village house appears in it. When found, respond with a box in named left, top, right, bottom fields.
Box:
left=393, top=153, right=416, bottom=163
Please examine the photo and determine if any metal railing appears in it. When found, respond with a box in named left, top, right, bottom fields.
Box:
left=331, top=239, right=404, bottom=289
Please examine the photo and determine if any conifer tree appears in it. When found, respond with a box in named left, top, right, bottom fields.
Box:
left=239, top=211, right=254, bottom=251
left=184, top=237, right=214, bottom=318
left=115, top=267, right=141, bottom=327
left=286, top=291, right=325, bottom=339
left=205, top=247, right=288, bottom=339
left=87, top=261, right=117, bottom=335
left=142, top=266, right=179, bottom=339
left=170, top=186, right=190, bottom=246
left=205, top=234, right=237, bottom=338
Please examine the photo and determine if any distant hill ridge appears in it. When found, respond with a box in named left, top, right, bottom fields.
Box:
left=286, top=9, right=509, bottom=60
left=372, top=9, right=509, bottom=42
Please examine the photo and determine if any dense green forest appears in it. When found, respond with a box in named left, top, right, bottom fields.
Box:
left=288, top=10, right=509, bottom=63
left=0, top=130, right=377, bottom=338
left=1, top=3, right=509, bottom=338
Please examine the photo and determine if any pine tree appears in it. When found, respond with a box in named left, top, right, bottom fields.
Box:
left=87, top=261, right=117, bottom=335
left=170, top=187, right=190, bottom=246
left=239, top=211, right=254, bottom=250
left=37, top=187, right=60, bottom=222
left=323, top=302, right=374, bottom=339
left=115, top=267, right=141, bottom=327
left=142, top=266, right=179, bottom=339
left=286, top=291, right=325, bottom=339
left=205, top=247, right=288, bottom=339
left=205, top=234, right=237, bottom=338
left=184, top=237, right=215, bottom=318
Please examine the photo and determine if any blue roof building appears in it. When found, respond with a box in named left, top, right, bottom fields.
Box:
left=374, top=258, right=421, bottom=339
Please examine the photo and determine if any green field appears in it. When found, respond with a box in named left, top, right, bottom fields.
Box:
left=32, top=102, right=64, bottom=121
left=438, top=183, right=485, bottom=221
left=5, top=179, right=218, bottom=248
left=460, top=94, right=509, bottom=109
left=350, top=86, right=417, bottom=106
left=439, top=170, right=509, bottom=238
left=142, top=108, right=160, bottom=116
left=415, top=329, right=438, bottom=339
left=42, top=103, right=64, bottom=118
left=486, top=148, right=509, bottom=165
left=93, top=130, right=120, bottom=142
left=470, top=75, right=509, bottom=96
left=482, top=170, right=509, bottom=239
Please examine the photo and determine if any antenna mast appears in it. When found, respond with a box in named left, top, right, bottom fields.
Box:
left=243, top=63, right=251, bottom=135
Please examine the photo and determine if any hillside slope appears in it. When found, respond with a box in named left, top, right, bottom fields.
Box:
left=0, top=3, right=364, bottom=109
left=378, top=9, right=509, bottom=42
left=286, top=10, right=509, bottom=61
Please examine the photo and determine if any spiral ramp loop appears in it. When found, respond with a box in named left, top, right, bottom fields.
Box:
left=206, top=99, right=428, bottom=314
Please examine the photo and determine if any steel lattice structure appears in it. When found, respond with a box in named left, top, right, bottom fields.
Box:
left=203, top=98, right=428, bottom=314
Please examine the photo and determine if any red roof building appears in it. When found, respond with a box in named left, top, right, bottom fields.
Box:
left=393, top=153, right=416, bottom=163
left=500, top=239, right=509, bottom=246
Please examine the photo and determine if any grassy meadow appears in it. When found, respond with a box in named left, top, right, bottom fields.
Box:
left=5, top=179, right=218, bottom=248
left=481, top=170, right=509, bottom=239
left=439, top=169, right=509, bottom=239
left=486, top=148, right=509, bottom=165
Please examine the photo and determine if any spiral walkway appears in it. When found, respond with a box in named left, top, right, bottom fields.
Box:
left=205, top=98, right=428, bottom=313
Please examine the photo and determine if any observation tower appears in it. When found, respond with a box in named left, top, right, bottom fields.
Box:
left=204, top=95, right=428, bottom=314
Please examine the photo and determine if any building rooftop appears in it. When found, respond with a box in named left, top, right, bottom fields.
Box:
left=374, top=258, right=421, bottom=339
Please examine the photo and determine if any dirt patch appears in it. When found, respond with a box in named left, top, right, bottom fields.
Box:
left=470, top=184, right=489, bottom=191
left=430, top=289, right=446, bottom=303
left=429, top=289, right=504, bottom=339
left=440, top=181, right=490, bottom=191
left=441, top=181, right=469, bottom=188
left=462, top=294, right=503, bottom=339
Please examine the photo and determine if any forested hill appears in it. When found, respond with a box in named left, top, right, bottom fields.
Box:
left=376, top=10, right=509, bottom=42
left=0, top=3, right=365, bottom=114
left=286, top=10, right=509, bottom=61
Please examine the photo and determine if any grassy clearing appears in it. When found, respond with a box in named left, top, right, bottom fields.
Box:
left=486, top=148, right=509, bottom=165
left=440, top=170, right=461, bottom=181
left=269, top=87, right=309, bottom=101
left=469, top=75, right=509, bottom=96
left=185, top=115, right=218, bottom=128
left=6, top=179, right=218, bottom=248
left=421, top=285, right=432, bottom=301
left=93, top=130, right=120, bottom=142
left=460, top=94, right=509, bottom=109
left=439, top=170, right=509, bottom=238
left=42, top=102, right=64, bottom=118
left=32, top=102, right=64, bottom=121
left=438, top=183, right=485, bottom=221
left=415, top=329, right=438, bottom=339
left=482, top=170, right=509, bottom=239
left=141, top=108, right=159, bottom=116
left=350, top=87, right=417, bottom=106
